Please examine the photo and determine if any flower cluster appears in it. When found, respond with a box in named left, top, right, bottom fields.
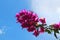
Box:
left=16, top=9, right=60, bottom=39
left=51, top=23, right=60, bottom=29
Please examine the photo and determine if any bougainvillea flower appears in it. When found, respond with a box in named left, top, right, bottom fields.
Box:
left=27, top=26, right=36, bottom=32
left=52, top=23, right=60, bottom=29
left=16, top=10, right=39, bottom=23
left=21, top=22, right=29, bottom=28
left=16, top=9, right=39, bottom=29
left=33, top=30, right=40, bottom=37
left=40, top=27, right=45, bottom=33
left=16, top=13, right=20, bottom=18
left=39, top=17, right=46, bottom=24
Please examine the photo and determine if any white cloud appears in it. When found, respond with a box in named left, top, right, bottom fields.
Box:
left=56, top=7, right=60, bottom=13
left=0, top=26, right=7, bottom=35
left=0, top=29, right=4, bottom=35
left=31, top=0, right=60, bottom=24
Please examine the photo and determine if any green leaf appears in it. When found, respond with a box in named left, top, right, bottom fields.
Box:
left=49, top=25, right=53, bottom=28
left=53, top=29, right=59, bottom=39
left=54, top=32, right=58, bottom=39
left=45, top=29, right=51, bottom=34
left=42, top=24, right=47, bottom=26
left=35, top=24, right=43, bottom=28
left=39, top=24, right=43, bottom=27
left=54, top=29, right=59, bottom=33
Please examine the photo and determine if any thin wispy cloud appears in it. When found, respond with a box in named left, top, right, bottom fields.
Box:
left=0, top=29, right=4, bottom=35
left=0, top=26, right=7, bottom=35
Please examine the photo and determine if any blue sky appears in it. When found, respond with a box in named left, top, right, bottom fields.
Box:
left=0, top=0, right=60, bottom=40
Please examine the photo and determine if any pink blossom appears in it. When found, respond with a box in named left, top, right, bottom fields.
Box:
left=33, top=30, right=40, bottom=37
left=39, top=17, right=46, bottom=24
